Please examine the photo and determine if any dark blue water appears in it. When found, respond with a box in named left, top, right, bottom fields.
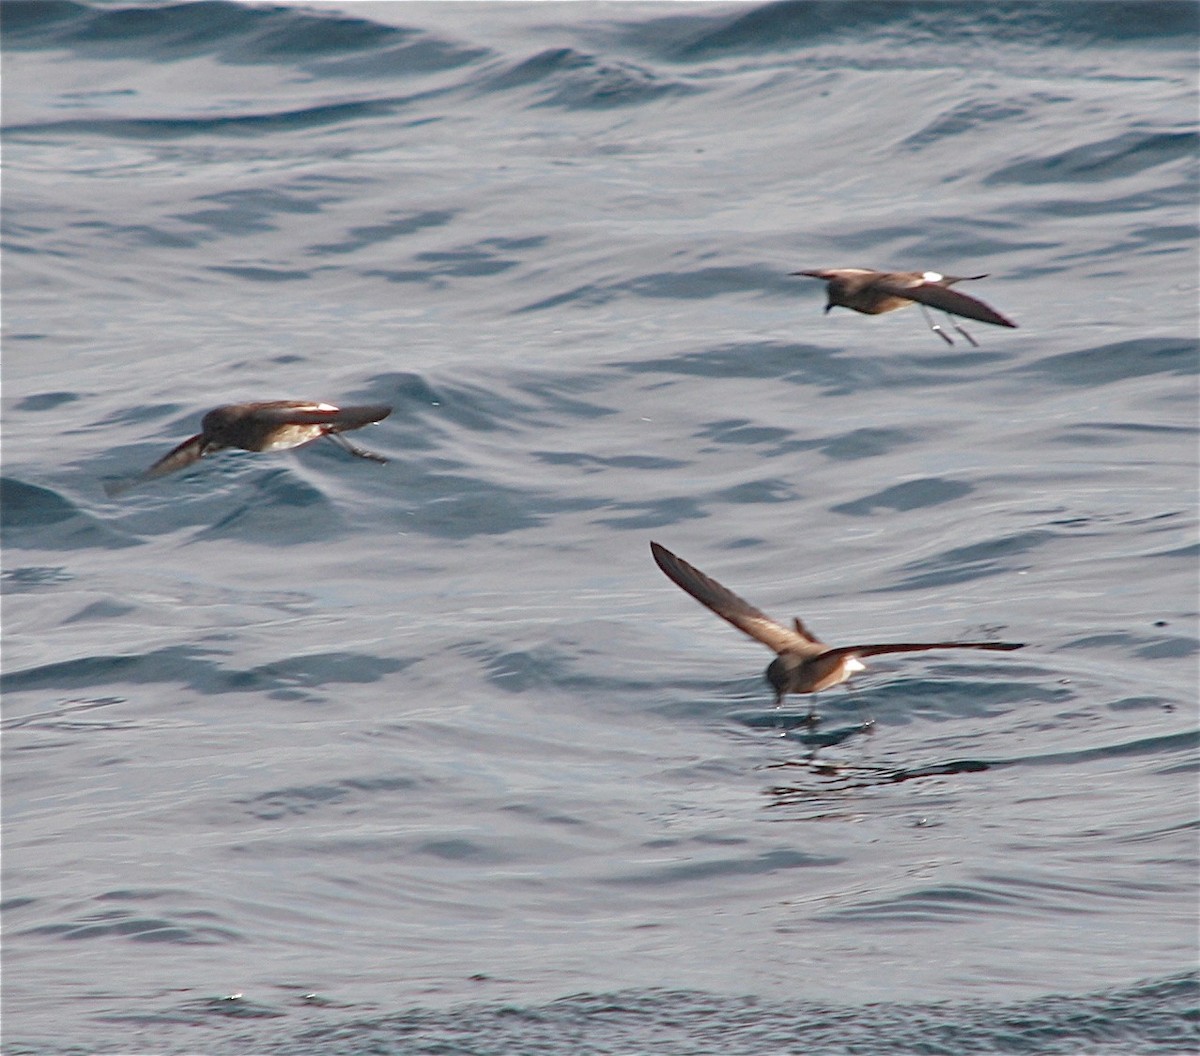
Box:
left=3, top=2, right=1198, bottom=1052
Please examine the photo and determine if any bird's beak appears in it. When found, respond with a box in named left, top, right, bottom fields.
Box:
left=823, top=305, right=832, bottom=314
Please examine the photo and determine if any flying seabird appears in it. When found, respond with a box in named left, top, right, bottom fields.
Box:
left=650, top=541, right=1023, bottom=722
left=793, top=267, right=1018, bottom=346
left=104, top=400, right=392, bottom=497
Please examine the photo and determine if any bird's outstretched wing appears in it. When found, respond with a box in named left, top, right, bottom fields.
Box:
left=103, top=433, right=209, bottom=497
left=249, top=404, right=393, bottom=430
left=823, top=641, right=1024, bottom=662
left=874, top=279, right=1017, bottom=328
left=792, top=268, right=859, bottom=280
left=650, top=542, right=815, bottom=654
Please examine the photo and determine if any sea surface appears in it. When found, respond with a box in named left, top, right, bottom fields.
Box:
left=2, top=2, right=1198, bottom=1053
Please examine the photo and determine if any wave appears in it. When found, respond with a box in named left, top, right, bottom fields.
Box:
left=617, top=0, right=1200, bottom=59
left=40, top=972, right=1197, bottom=1055
left=2, top=1, right=485, bottom=70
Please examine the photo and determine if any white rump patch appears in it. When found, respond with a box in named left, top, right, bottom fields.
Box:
left=921, top=271, right=943, bottom=282
left=846, top=657, right=866, bottom=673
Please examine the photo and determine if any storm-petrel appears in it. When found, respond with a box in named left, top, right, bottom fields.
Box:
left=104, top=401, right=391, bottom=496
left=793, top=268, right=1018, bottom=346
left=651, top=542, right=1022, bottom=721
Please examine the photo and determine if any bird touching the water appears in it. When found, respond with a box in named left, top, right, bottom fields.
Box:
left=650, top=541, right=1023, bottom=721
left=104, top=400, right=392, bottom=497
left=793, top=267, right=1018, bottom=346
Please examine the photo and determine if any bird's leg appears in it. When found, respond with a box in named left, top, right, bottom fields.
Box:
left=919, top=304, right=955, bottom=346
left=844, top=685, right=875, bottom=733
left=324, top=432, right=388, bottom=464
left=948, top=313, right=979, bottom=347
left=804, top=697, right=821, bottom=728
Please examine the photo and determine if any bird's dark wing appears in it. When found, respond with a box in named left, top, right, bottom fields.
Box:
left=325, top=404, right=392, bottom=432
left=650, top=542, right=811, bottom=654
left=792, top=618, right=822, bottom=644
left=250, top=404, right=393, bottom=430
left=103, top=433, right=210, bottom=497
left=825, top=641, right=1024, bottom=661
left=873, top=280, right=1017, bottom=328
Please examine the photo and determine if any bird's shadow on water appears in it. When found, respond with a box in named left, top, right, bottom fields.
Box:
left=761, top=754, right=1001, bottom=806
left=757, top=723, right=1200, bottom=805
left=733, top=708, right=873, bottom=748
left=732, top=707, right=1007, bottom=804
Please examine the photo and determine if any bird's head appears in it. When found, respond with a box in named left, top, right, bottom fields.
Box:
left=765, top=656, right=792, bottom=707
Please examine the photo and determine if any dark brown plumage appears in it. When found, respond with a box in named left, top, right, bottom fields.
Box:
left=105, top=401, right=391, bottom=497
left=651, top=541, right=1022, bottom=718
left=793, top=267, right=1017, bottom=345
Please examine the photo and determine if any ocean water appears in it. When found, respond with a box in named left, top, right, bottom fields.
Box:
left=2, top=1, right=1198, bottom=1053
